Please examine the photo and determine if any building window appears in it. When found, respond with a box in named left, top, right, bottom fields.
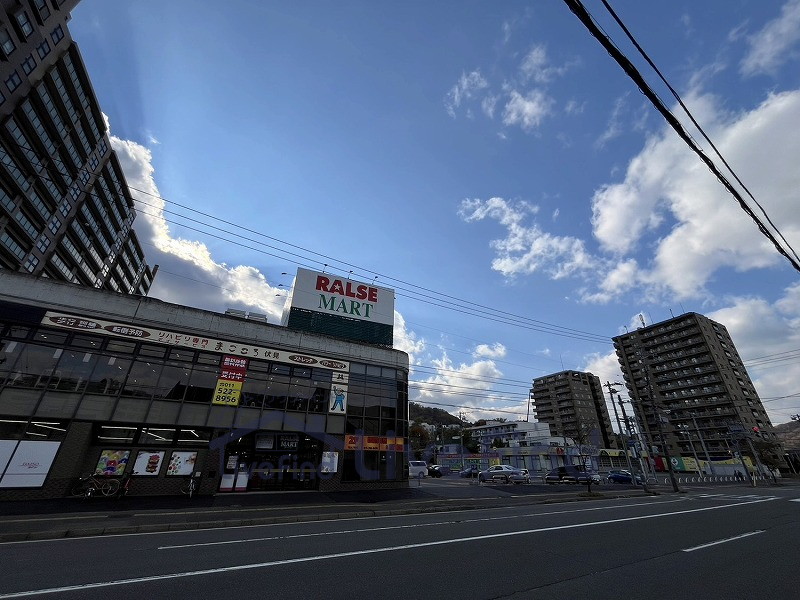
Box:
left=35, top=0, right=52, bottom=21
left=36, top=39, right=50, bottom=59
left=50, top=25, right=64, bottom=44
left=22, top=54, right=36, bottom=75
left=15, top=11, right=34, bottom=38
left=0, top=28, right=15, bottom=56
left=35, top=234, right=50, bottom=252
left=48, top=216, right=60, bottom=234
left=5, top=71, right=22, bottom=92
left=0, top=231, right=26, bottom=260
left=23, top=254, right=39, bottom=272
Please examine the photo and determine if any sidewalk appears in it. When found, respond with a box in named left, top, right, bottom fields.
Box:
left=0, top=483, right=653, bottom=542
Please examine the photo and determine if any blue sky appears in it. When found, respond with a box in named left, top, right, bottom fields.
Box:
left=69, top=1, right=800, bottom=425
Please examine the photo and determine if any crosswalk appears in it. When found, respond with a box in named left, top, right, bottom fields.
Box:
left=693, top=492, right=780, bottom=501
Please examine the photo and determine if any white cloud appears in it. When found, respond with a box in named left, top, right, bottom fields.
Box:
left=481, top=94, right=499, bottom=119
left=445, top=70, right=489, bottom=118
left=552, top=208, right=560, bottom=221
left=595, top=93, right=629, bottom=149
left=565, top=99, right=585, bottom=115
left=110, top=128, right=287, bottom=319
left=740, top=0, right=800, bottom=76
left=393, top=311, right=426, bottom=367
left=520, top=44, right=577, bottom=84
left=473, top=342, right=507, bottom=359
left=413, top=351, right=523, bottom=422
left=459, top=197, right=595, bottom=278
left=502, top=89, right=554, bottom=132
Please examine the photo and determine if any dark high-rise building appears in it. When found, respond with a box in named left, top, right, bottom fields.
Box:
left=612, top=312, right=779, bottom=463
left=530, top=370, right=614, bottom=448
left=0, top=0, right=153, bottom=294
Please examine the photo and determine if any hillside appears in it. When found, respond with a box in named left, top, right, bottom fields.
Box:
left=409, top=402, right=464, bottom=426
left=775, top=419, right=800, bottom=449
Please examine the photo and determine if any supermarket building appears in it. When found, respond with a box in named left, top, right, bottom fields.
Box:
left=0, top=270, right=410, bottom=499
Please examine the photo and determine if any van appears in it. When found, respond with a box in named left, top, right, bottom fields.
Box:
left=408, top=461, right=427, bottom=478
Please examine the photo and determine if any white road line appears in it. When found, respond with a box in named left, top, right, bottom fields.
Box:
left=0, top=497, right=776, bottom=598
left=0, top=496, right=684, bottom=546
left=682, top=530, right=765, bottom=552
left=790, top=499, right=800, bottom=503
left=157, top=498, right=690, bottom=550
left=0, top=515, right=107, bottom=524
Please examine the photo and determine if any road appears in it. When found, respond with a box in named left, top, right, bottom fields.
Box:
left=1, top=485, right=798, bottom=599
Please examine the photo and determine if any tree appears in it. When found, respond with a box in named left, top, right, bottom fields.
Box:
left=570, top=422, right=599, bottom=494
left=409, top=424, right=430, bottom=458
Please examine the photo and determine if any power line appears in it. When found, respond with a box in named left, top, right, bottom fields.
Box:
left=597, top=0, right=800, bottom=268
left=563, top=0, right=800, bottom=274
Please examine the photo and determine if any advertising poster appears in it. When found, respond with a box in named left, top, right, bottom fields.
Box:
left=0, top=440, right=18, bottom=477
left=0, top=441, right=61, bottom=488
left=94, top=450, right=130, bottom=476
left=212, top=355, right=249, bottom=406
left=166, top=451, right=198, bottom=476
left=132, top=450, right=165, bottom=476
left=320, top=452, right=338, bottom=473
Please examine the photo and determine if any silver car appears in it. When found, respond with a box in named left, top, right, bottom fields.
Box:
left=478, top=464, right=527, bottom=483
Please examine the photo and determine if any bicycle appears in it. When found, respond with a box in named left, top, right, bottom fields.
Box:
left=71, top=474, right=120, bottom=498
left=180, top=474, right=200, bottom=498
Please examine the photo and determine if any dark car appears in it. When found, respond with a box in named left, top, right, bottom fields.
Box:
left=427, top=465, right=443, bottom=478
left=607, top=469, right=644, bottom=484
left=545, top=465, right=598, bottom=484
left=459, top=465, right=479, bottom=478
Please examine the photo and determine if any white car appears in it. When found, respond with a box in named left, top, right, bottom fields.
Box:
left=478, top=464, right=527, bottom=483
left=408, top=461, right=427, bottom=478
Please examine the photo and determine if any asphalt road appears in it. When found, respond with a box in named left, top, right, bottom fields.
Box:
left=1, top=485, right=798, bottom=599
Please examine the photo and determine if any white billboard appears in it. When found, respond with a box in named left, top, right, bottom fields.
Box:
left=0, top=441, right=61, bottom=488
left=285, top=268, right=395, bottom=326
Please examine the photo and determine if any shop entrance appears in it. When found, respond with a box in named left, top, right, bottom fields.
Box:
left=220, top=432, right=323, bottom=492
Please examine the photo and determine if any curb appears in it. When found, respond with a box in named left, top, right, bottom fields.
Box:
left=0, top=490, right=654, bottom=543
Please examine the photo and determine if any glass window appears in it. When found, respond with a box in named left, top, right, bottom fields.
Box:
left=22, top=54, right=36, bottom=75
left=168, top=348, right=196, bottom=362
left=271, top=363, right=290, bottom=375
left=33, top=329, right=67, bottom=345
left=49, top=349, right=97, bottom=392
left=120, top=360, right=162, bottom=399
left=5, top=342, right=62, bottom=388
left=138, top=427, right=175, bottom=445
left=138, top=344, right=167, bottom=358
left=176, top=429, right=210, bottom=446
left=196, top=352, right=220, bottom=366
left=0, top=28, right=15, bottom=55
left=96, top=425, right=136, bottom=444
left=264, top=373, right=289, bottom=409
left=50, top=25, right=64, bottom=44
left=15, top=11, right=34, bottom=37
left=183, top=362, right=218, bottom=403
left=70, top=334, right=103, bottom=349
left=240, top=370, right=268, bottom=408
left=85, top=354, right=130, bottom=395
left=153, top=360, right=191, bottom=400
left=35, top=0, right=51, bottom=21
left=5, top=71, right=22, bottom=92
left=106, top=339, right=137, bottom=354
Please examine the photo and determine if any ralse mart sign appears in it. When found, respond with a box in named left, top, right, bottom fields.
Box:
left=288, top=268, right=394, bottom=326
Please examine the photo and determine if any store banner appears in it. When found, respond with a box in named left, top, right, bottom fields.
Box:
left=42, top=311, right=349, bottom=372
left=212, top=355, right=248, bottom=406
left=0, top=441, right=60, bottom=488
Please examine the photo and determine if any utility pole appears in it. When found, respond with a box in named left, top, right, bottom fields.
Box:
left=640, top=358, right=681, bottom=493
left=691, top=415, right=714, bottom=475
left=617, top=395, right=649, bottom=481
left=605, top=381, right=638, bottom=487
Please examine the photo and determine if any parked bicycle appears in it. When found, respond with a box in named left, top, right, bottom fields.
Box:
left=180, top=473, right=200, bottom=498
left=71, top=474, right=120, bottom=498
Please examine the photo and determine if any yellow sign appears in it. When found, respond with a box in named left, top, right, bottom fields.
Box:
left=212, top=379, right=243, bottom=406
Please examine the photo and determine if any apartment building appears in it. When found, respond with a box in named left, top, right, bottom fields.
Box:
left=612, top=312, right=778, bottom=463
left=530, top=370, right=614, bottom=448
left=0, top=0, right=153, bottom=294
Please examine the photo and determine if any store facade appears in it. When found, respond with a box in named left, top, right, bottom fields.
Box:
left=0, top=271, right=409, bottom=500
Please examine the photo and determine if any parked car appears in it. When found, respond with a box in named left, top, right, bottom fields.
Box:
left=509, top=468, right=531, bottom=484
left=459, top=465, right=479, bottom=478
left=478, top=464, right=526, bottom=483
left=607, top=469, right=645, bottom=484
left=545, top=465, right=599, bottom=484
left=427, top=464, right=443, bottom=478
left=408, top=461, right=427, bottom=478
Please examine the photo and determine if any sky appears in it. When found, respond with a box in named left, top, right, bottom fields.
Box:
left=67, top=0, right=800, bottom=426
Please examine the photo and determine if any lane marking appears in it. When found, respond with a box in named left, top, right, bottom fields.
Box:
left=0, top=497, right=776, bottom=598
left=157, top=498, right=689, bottom=550
left=682, top=530, right=765, bottom=552
left=0, top=496, right=684, bottom=546
left=0, top=515, right=107, bottom=524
